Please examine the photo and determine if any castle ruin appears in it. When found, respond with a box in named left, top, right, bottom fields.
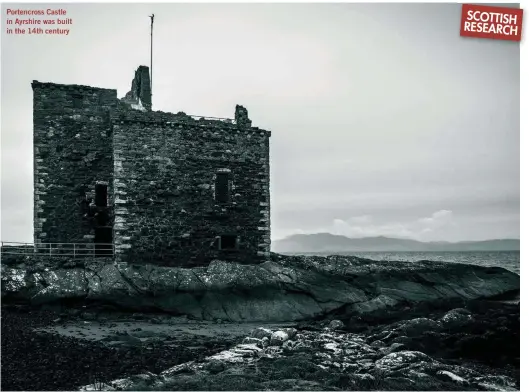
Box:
left=32, top=66, right=271, bottom=266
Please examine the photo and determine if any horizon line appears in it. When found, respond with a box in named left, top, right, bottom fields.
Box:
left=272, top=232, right=521, bottom=243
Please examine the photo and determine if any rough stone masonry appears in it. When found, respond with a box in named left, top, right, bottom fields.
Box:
left=32, top=65, right=271, bottom=267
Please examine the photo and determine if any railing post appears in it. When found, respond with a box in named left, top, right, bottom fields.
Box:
left=73, top=243, right=76, bottom=259
left=49, top=243, right=52, bottom=256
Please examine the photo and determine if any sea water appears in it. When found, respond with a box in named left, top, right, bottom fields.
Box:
left=339, top=251, right=520, bottom=275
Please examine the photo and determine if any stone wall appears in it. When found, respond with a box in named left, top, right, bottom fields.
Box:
left=32, top=81, right=117, bottom=244
left=112, top=108, right=271, bottom=267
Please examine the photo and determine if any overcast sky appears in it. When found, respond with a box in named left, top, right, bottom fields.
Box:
left=1, top=3, right=520, bottom=243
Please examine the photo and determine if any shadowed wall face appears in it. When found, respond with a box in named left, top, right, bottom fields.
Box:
left=112, top=110, right=271, bottom=267
left=32, top=82, right=117, bottom=244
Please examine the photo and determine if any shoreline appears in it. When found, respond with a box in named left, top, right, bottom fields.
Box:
left=1, top=254, right=520, bottom=390
left=1, top=296, right=520, bottom=391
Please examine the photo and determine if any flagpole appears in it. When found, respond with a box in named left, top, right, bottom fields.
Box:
left=149, top=14, right=154, bottom=96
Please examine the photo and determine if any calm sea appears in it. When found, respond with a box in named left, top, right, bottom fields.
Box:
left=303, top=251, right=520, bottom=275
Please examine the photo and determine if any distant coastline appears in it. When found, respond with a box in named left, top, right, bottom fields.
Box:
left=272, top=233, right=520, bottom=253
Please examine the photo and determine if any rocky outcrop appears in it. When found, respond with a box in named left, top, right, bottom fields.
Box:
left=79, top=318, right=519, bottom=391
left=1, top=254, right=519, bottom=322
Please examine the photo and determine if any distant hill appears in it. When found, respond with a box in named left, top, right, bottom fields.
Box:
left=272, top=233, right=520, bottom=253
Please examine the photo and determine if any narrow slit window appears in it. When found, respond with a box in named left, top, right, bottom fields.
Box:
left=215, top=172, right=231, bottom=203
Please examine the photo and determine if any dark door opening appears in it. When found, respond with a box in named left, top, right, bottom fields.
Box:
left=94, top=226, right=113, bottom=256
left=93, top=182, right=112, bottom=256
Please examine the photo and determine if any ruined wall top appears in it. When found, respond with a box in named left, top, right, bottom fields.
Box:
left=32, top=67, right=270, bottom=137
left=31, top=80, right=118, bottom=110
left=235, top=104, right=252, bottom=128
left=31, top=80, right=117, bottom=94
left=121, top=65, right=152, bottom=111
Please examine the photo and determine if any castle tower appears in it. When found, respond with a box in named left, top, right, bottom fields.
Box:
left=32, top=81, right=117, bottom=247
left=32, top=66, right=271, bottom=265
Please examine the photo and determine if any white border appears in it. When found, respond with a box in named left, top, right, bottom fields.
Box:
left=1, top=0, right=526, bottom=388
left=519, top=0, right=527, bottom=388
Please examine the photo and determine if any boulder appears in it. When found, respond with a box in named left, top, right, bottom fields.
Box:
left=270, top=330, right=289, bottom=346
left=250, top=327, right=273, bottom=339
left=328, top=320, right=345, bottom=330
left=375, top=351, right=436, bottom=372
left=398, top=318, right=441, bottom=336
left=205, top=360, right=226, bottom=374
left=283, top=327, right=298, bottom=339
left=350, top=373, right=376, bottom=390
left=441, top=308, right=473, bottom=328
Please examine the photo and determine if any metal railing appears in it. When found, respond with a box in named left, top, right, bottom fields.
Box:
left=1, top=241, right=115, bottom=258
left=187, top=115, right=237, bottom=124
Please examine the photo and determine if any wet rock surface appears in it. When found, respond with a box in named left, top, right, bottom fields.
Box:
left=1, top=254, right=519, bottom=390
left=0, top=306, right=241, bottom=391
left=1, top=254, right=520, bottom=322
left=1, top=299, right=519, bottom=391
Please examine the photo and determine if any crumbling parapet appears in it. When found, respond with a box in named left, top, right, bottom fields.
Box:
left=121, top=66, right=152, bottom=111
left=235, top=105, right=252, bottom=127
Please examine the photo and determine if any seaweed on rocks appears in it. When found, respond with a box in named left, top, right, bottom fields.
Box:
left=0, top=306, right=235, bottom=391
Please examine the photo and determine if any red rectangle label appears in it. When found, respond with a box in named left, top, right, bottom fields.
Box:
left=460, top=4, right=523, bottom=41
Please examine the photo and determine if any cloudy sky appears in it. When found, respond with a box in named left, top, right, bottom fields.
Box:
left=1, top=3, right=520, bottom=243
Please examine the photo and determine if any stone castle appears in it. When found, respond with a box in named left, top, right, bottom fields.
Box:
left=32, top=66, right=271, bottom=266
